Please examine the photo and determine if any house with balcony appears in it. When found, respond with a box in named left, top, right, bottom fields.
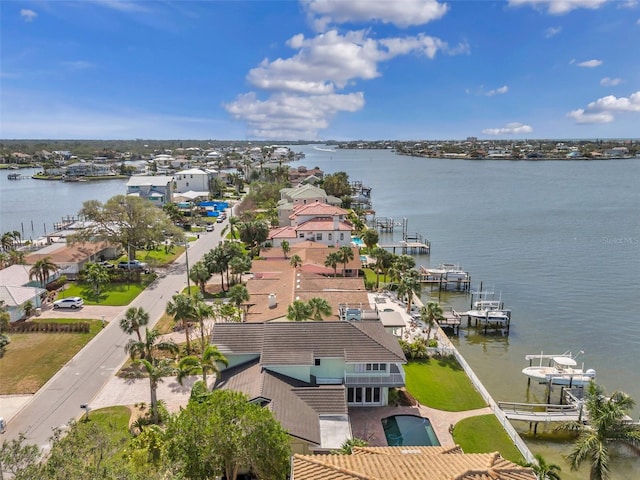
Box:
left=174, top=167, right=217, bottom=194
left=269, top=202, right=353, bottom=248
left=277, top=184, right=341, bottom=226
left=212, top=320, right=406, bottom=453
left=125, top=175, right=174, bottom=206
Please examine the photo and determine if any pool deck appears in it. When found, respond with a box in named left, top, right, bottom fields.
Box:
left=349, top=404, right=492, bottom=447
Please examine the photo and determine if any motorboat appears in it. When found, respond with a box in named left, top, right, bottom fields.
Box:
left=465, top=299, right=511, bottom=324
left=420, top=263, right=469, bottom=281
left=522, top=353, right=596, bottom=386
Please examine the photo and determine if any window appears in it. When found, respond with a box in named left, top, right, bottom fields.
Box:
left=299, top=233, right=305, bottom=238
left=340, top=233, right=344, bottom=240
left=328, top=233, right=332, bottom=241
left=316, top=233, right=322, bottom=241
left=314, top=358, right=321, bottom=366
left=347, top=387, right=381, bottom=406
left=364, top=363, right=387, bottom=371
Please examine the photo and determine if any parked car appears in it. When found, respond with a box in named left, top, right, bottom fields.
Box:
left=117, top=260, right=149, bottom=271
left=206, top=224, right=214, bottom=232
left=216, top=217, right=224, bottom=223
left=53, top=297, right=84, bottom=309
left=98, top=261, right=115, bottom=269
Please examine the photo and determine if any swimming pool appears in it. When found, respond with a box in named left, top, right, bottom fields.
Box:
left=360, top=255, right=367, bottom=262
left=381, top=415, right=441, bottom=446
left=351, top=236, right=364, bottom=246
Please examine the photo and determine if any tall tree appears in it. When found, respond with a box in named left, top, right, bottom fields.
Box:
left=421, top=301, right=444, bottom=341
left=337, top=245, right=355, bottom=277
left=361, top=228, right=379, bottom=252
left=237, top=220, right=269, bottom=258
left=120, top=306, right=150, bottom=343
left=228, top=284, right=250, bottom=320
left=193, top=296, right=213, bottom=351
left=280, top=240, right=290, bottom=259
left=165, top=389, right=291, bottom=480
left=28, top=256, right=59, bottom=287
left=307, top=297, right=332, bottom=321
left=166, top=293, right=197, bottom=354
left=289, top=254, right=302, bottom=269
left=134, top=358, right=176, bottom=424
left=83, top=262, right=110, bottom=300
left=71, top=195, right=183, bottom=260
left=558, top=382, right=640, bottom=480
left=397, top=269, right=421, bottom=313
left=370, top=247, right=392, bottom=289
left=0, top=433, right=40, bottom=479
left=124, top=327, right=178, bottom=364
left=324, top=251, right=342, bottom=276
left=189, top=261, right=211, bottom=295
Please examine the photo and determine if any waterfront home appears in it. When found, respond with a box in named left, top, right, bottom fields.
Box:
left=277, top=184, right=341, bottom=226
left=212, top=320, right=407, bottom=453
left=0, top=265, right=47, bottom=322
left=25, top=241, right=116, bottom=280
left=173, top=167, right=217, bottom=194
left=64, top=161, right=113, bottom=177
left=291, top=446, right=535, bottom=479
left=246, top=241, right=364, bottom=322
left=270, top=202, right=354, bottom=248
left=288, top=166, right=324, bottom=186
left=125, top=175, right=174, bottom=206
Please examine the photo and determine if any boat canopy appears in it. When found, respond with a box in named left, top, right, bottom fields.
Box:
left=553, top=357, right=577, bottom=367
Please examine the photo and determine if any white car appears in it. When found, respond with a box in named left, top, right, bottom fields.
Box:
left=53, top=297, right=84, bottom=309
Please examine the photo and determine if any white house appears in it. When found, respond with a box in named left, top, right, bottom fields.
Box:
left=174, top=168, right=216, bottom=194
left=126, top=175, right=174, bottom=206
left=0, top=265, right=47, bottom=322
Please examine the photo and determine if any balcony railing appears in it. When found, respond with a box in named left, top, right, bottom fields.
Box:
left=344, top=368, right=405, bottom=387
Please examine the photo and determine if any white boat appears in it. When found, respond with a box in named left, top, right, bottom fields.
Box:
left=522, top=353, right=596, bottom=386
left=465, top=299, right=511, bottom=324
left=420, top=263, right=469, bottom=281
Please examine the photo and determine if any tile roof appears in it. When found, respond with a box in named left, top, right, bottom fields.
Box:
left=25, top=241, right=112, bottom=264
left=291, top=202, right=348, bottom=217
left=296, top=218, right=353, bottom=232
left=292, top=449, right=536, bottom=480
left=211, top=321, right=406, bottom=366
left=215, top=359, right=347, bottom=445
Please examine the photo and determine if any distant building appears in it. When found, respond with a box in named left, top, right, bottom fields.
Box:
left=126, top=175, right=174, bottom=206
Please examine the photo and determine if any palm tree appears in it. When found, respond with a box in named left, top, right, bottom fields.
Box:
left=324, top=251, right=341, bottom=276
left=28, top=256, right=59, bottom=287
left=176, top=345, right=228, bottom=388
left=289, top=254, right=302, bottom=269
left=397, top=269, right=421, bottom=313
left=124, top=327, right=178, bottom=363
left=281, top=240, right=290, bottom=259
left=165, top=293, right=197, bottom=354
left=193, top=298, right=214, bottom=351
left=120, top=306, right=150, bottom=342
left=133, top=358, right=176, bottom=424
left=370, top=247, right=391, bottom=289
left=83, top=262, right=110, bottom=300
left=527, top=454, right=562, bottom=480
left=307, top=297, right=332, bottom=321
left=189, top=261, right=211, bottom=295
left=337, top=245, right=354, bottom=277
left=361, top=228, right=379, bottom=253
left=557, top=382, right=640, bottom=480
left=287, top=300, right=312, bottom=322
left=421, top=301, right=444, bottom=341
left=228, top=284, right=250, bottom=313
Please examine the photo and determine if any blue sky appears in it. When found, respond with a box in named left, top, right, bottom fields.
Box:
left=1, top=0, right=639, bottom=140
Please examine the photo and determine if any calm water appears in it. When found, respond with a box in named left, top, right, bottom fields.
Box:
left=298, top=145, right=640, bottom=478
left=0, top=169, right=127, bottom=240
left=2, top=151, right=639, bottom=476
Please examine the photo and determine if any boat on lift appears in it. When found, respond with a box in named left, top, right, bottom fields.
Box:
left=522, top=351, right=596, bottom=386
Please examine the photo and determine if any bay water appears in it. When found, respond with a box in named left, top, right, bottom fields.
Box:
left=297, top=145, right=640, bottom=478
left=2, top=150, right=639, bottom=476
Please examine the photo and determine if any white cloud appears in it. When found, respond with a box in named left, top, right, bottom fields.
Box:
left=600, top=77, right=622, bottom=86
left=567, top=91, right=640, bottom=124
left=482, top=122, right=533, bottom=135
left=575, top=59, right=602, bottom=67
left=508, top=0, right=609, bottom=15
left=90, top=0, right=150, bottom=13
left=20, top=9, right=37, bottom=22
left=62, top=61, right=94, bottom=70
left=486, top=85, right=509, bottom=96
left=231, top=28, right=467, bottom=138
left=544, top=26, right=562, bottom=38
left=302, top=0, right=448, bottom=30
left=225, top=91, right=365, bottom=139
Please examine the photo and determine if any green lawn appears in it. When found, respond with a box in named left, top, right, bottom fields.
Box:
left=403, top=358, right=486, bottom=411
left=453, top=414, right=525, bottom=464
left=63, top=276, right=155, bottom=306
left=0, top=319, right=102, bottom=394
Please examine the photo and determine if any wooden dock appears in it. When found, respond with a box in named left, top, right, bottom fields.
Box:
left=437, top=309, right=462, bottom=334
left=379, top=240, right=431, bottom=255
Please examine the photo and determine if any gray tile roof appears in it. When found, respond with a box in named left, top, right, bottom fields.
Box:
left=211, top=321, right=406, bottom=365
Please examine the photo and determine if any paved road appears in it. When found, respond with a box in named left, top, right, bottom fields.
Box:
left=3, top=218, right=229, bottom=452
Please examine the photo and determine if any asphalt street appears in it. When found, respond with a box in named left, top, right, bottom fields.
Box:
left=3, top=217, right=229, bottom=452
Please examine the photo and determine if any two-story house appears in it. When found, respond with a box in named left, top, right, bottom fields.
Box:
left=125, top=175, right=174, bottom=206
left=269, top=202, right=354, bottom=248
left=277, top=184, right=341, bottom=227
left=174, top=168, right=217, bottom=194
left=212, top=320, right=407, bottom=454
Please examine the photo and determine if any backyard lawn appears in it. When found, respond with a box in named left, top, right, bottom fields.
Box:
left=403, top=357, right=486, bottom=411
left=0, top=319, right=102, bottom=394
left=453, top=414, right=525, bottom=464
